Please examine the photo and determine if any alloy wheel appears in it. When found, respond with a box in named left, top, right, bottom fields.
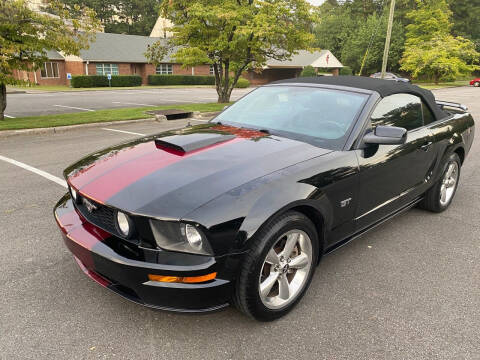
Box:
left=440, top=161, right=459, bottom=206
left=258, top=230, right=313, bottom=310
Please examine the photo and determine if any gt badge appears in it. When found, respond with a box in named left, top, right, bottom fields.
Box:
left=340, top=198, right=352, bottom=208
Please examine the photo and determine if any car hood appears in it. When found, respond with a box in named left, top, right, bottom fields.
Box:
left=65, top=124, right=332, bottom=219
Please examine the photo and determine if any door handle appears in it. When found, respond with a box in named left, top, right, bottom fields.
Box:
left=420, top=141, right=433, bottom=151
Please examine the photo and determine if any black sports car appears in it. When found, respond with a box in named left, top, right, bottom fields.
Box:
left=54, top=76, right=475, bottom=321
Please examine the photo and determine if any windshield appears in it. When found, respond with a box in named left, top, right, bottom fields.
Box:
left=213, top=85, right=368, bottom=150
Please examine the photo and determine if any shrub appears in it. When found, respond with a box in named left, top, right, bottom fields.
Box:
left=232, top=77, right=250, bottom=88
left=300, top=65, right=317, bottom=77
left=70, top=75, right=142, bottom=88
left=148, top=75, right=215, bottom=85
left=71, top=75, right=108, bottom=88
left=111, top=75, right=142, bottom=87
left=339, top=66, right=353, bottom=76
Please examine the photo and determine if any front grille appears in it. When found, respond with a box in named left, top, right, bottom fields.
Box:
left=75, top=196, right=119, bottom=237
left=72, top=194, right=157, bottom=250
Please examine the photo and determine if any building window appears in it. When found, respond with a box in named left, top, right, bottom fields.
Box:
left=209, top=65, right=215, bottom=75
left=41, top=62, right=59, bottom=78
left=96, top=63, right=119, bottom=76
left=156, top=64, right=173, bottom=75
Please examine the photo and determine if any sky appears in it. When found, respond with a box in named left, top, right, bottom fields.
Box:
left=307, top=0, right=326, bottom=5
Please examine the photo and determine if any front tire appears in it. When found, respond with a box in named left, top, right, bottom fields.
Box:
left=474, top=81, right=480, bottom=87
left=233, top=211, right=319, bottom=321
left=421, top=153, right=461, bottom=212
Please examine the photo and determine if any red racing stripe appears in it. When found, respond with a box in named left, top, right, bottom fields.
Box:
left=69, top=141, right=156, bottom=189
left=74, top=257, right=110, bottom=288
left=79, top=137, right=243, bottom=203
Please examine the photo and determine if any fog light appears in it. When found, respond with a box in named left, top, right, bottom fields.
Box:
left=116, top=211, right=132, bottom=237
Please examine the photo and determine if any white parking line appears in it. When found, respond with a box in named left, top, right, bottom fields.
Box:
left=102, top=128, right=146, bottom=136
left=4, top=114, right=15, bottom=118
left=53, top=105, right=94, bottom=112
left=112, top=101, right=156, bottom=107
left=0, top=155, right=67, bottom=188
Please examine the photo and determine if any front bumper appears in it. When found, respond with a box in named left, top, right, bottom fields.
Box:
left=54, top=195, right=233, bottom=312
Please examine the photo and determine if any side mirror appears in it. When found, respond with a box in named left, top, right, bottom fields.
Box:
left=223, top=106, right=229, bottom=110
left=363, top=125, right=407, bottom=145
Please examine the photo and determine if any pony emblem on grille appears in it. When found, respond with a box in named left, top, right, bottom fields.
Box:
left=82, top=197, right=97, bottom=213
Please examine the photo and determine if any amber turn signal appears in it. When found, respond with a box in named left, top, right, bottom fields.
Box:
left=148, top=272, right=217, bottom=284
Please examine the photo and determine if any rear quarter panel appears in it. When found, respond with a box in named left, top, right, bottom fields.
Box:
left=429, top=111, right=475, bottom=180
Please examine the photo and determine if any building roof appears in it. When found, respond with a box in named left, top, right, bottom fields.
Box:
left=46, top=50, right=64, bottom=60
left=273, top=76, right=447, bottom=120
left=78, top=33, right=173, bottom=63
left=266, top=50, right=343, bottom=69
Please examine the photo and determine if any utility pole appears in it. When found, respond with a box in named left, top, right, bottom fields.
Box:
left=381, top=0, right=396, bottom=79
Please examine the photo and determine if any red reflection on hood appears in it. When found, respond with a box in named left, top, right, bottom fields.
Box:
left=212, top=125, right=268, bottom=139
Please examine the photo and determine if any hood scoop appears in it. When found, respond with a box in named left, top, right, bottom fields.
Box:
left=155, top=133, right=236, bottom=155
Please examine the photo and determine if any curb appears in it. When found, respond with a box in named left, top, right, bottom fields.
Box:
left=0, top=116, right=215, bottom=139
left=0, top=117, right=156, bottom=138
left=6, top=90, right=26, bottom=94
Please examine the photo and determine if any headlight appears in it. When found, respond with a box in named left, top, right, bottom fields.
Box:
left=182, top=224, right=203, bottom=249
left=149, top=220, right=213, bottom=256
left=116, top=211, right=134, bottom=238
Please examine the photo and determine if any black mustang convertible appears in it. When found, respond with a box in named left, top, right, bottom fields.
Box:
left=54, top=76, right=475, bottom=321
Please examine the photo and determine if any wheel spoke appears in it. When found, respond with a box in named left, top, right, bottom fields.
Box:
left=281, top=232, right=299, bottom=258
left=260, top=272, right=279, bottom=299
left=289, top=253, right=309, bottom=269
left=445, top=164, right=454, bottom=179
left=440, top=185, right=447, bottom=203
left=278, top=274, right=290, bottom=300
left=265, top=248, right=280, bottom=265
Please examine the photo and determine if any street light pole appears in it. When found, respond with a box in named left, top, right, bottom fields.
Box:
left=381, top=0, right=396, bottom=79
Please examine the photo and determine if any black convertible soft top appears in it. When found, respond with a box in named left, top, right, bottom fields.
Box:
left=273, top=76, right=447, bottom=120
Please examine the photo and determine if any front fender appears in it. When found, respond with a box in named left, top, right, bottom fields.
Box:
left=184, top=151, right=359, bottom=256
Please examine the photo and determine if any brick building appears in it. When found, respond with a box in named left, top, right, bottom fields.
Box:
left=14, top=32, right=342, bottom=86
left=14, top=33, right=211, bottom=86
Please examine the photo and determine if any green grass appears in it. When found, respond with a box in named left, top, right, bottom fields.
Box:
left=7, top=84, right=215, bottom=92
left=413, top=80, right=470, bottom=90
left=0, top=102, right=231, bottom=131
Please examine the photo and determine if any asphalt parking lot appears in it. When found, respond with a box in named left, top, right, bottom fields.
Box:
left=0, top=86, right=479, bottom=359
left=4, top=87, right=253, bottom=118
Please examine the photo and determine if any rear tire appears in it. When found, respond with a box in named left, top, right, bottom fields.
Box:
left=233, top=211, right=319, bottom=321
left=474, top=81, right=480, bottom=87
left=420, top=153, right=461, bottom=213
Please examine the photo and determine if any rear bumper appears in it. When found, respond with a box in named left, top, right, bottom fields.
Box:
left=54, top=195, right=233, bottom=312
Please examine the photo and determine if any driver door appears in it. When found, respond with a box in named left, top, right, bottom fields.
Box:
left=354, top=93, right=437, bottom=231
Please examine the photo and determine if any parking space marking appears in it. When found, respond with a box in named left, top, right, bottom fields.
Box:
left=0, top=155, right=67, bottom=188
left=112, top=101, right=156, bottom=107
left=102, top=128, right=146, bottom=136
left=53, top=105, right=94, bottom=112
left=4, top=114, right=15, bottom=118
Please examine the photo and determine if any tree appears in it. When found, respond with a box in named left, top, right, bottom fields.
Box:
left=400, top=0, right=479, bottom=83
left=146, top=0, right=316, bottom=103
left=59, top=0, right=163, bottom=36
left=313, top=3, right=356, bottom=57
left=300, top=66, right=317, bottom=77
left=0, top=0, right=100, bottom=120
left=105, top=0, right=163, bottom=36
left=449, top=0, right=480, bottom=51
left=340, top=12, right=405, bottom=75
